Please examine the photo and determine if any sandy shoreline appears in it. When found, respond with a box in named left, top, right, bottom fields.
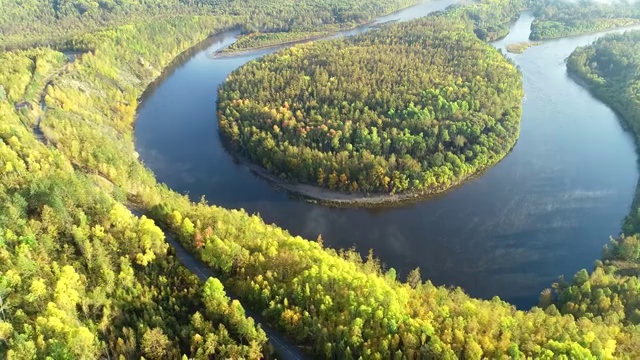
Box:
left=234, top=154, right=500, bottom=208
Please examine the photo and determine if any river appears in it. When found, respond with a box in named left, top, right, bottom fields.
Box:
left=135, top=4, right=639, bottom=309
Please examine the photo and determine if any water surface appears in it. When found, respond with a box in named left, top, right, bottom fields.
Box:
left=135, top=7, right=639, bottom=308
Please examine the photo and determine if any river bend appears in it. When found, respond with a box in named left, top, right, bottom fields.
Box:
left=135, top=5, right=639, bottom=308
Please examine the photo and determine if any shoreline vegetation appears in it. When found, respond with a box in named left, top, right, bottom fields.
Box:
left=211, top=24, right=396, bottom=58
left=442, top=0, right=525, bottom=41
left=3, top=0, right=640, bottom=358
left=215, top=0, right=535, bottom=56
left=531, top=18, right=640, bottom=40
left=553, top=30, right=640, bottom=333
left=529, top=0, right=640, bottom=40
left=506, top=41, right=542, bottom=53
left=532, top=22, right=640, bottom=41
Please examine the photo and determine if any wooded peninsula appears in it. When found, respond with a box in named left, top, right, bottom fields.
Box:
left=218, top=17, right=523, bottom=198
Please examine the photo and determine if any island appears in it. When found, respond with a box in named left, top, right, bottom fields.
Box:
left=506, top=41, right=542, bottom=53
left=220, top=31, right=332, bottom=54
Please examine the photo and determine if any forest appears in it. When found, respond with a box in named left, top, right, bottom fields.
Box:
left=218, top=16, right=523, bottom=195
left=0, top=48, right=269, bottom=358
left=530, top=0, right=640, bottom=40
left=1, top=0, right=640, bottom=358
left=0, top=0, right=421, bottom=50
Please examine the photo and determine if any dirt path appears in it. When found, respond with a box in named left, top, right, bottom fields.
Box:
left=33, top=62, right=71, bottom=143
left=128, top=208, right=307, bottom=360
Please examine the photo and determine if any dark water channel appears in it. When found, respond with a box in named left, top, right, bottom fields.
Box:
left=135, top=4, right=639, bottom=308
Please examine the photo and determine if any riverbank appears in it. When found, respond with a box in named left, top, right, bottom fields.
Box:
left=234, top=144, right=517, bottom=208
left=566, top=42, right=640, bottom=234
left=213, top=19, right=407, bottom=57
left=211, top=0, right=446, bottom=57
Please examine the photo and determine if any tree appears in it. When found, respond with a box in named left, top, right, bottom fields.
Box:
left=317, top=168, right=326, bottom=186
left=0, top=293, right=7, bottom=321
left=55, top=265, right=83, bottom=312
left=573, top=269, right=589, bottom=286
left=539, top=288, right=553, bottom=308
left=407, top=267, right=421, bottom=289
left=0, top=320, right=12, bottom=344
left=141, top=328, right=171, bottom=360
left=328, top=172, right=338, bottom=189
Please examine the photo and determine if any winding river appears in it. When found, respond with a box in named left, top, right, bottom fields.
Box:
left=135, top=3, right=639, bottom=309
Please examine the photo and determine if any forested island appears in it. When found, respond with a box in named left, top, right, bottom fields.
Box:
left=221, top=31, right=332, bottom=54
left=218, top=17, right=523, bottom=200
left=506, top=41, right=542, bottom=53
left=2, top=0, right=640, bottom=358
